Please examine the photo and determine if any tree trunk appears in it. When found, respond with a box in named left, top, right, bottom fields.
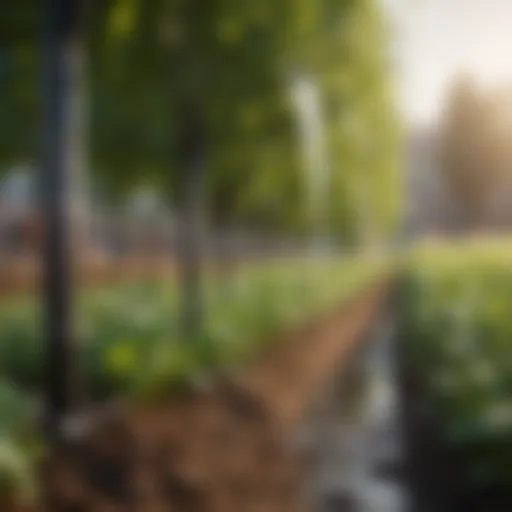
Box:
left=41, top=0, right=86, bottom=443
left=176, top=102, right=206, bottom=338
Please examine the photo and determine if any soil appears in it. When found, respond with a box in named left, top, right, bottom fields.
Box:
left=41, top=283, right=389, bottom=512
left=0, top=254, right=305, bottom=296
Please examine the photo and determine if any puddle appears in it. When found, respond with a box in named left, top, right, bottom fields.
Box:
left=303, top=314, right=410, bottom=512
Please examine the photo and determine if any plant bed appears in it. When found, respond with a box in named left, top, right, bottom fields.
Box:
left=0, top=257, right=390, bottom=510
left=42, top=283, right=389, bottom=512
left=0, top=257, right=386, bottom=398
left=398, top=240, right=512, bottom=512
left=399, top=358, right=512, bottom=512
left=398, top=340, right=479, bottom=512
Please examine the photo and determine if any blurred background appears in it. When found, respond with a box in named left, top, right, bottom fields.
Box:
left=3, top=0, right=512, bottom=511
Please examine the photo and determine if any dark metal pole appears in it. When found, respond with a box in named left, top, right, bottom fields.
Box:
left=42, top=0, right=82, bottom=443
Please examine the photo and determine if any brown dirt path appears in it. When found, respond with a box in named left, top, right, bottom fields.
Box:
left=235, top=282, right=389, bottom=428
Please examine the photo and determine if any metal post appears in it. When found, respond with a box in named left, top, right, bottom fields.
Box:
left=41, top=0, right=82, bottom=443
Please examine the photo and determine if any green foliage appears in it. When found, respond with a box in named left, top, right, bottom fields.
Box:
left=0, top=381, right=38, bottom=505
left=401, top=239, right=512, bottom=490
left=0, top=257, right=385, bottom=399
left=0, top=3, right=41, bottom=165
left=0, top=0, right=401, bottom=241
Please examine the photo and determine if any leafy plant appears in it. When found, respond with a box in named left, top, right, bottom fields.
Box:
left=401, top=239, right=512, bottom=491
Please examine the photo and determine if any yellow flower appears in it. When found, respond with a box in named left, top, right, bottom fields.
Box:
left=109, top=0, right=136, bottom=41
left=106, top=342, right=137, bottom=375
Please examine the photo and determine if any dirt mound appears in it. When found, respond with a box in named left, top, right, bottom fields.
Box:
left=44, top=386, right=306, bottom=511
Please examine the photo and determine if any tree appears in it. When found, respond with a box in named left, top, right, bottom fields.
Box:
left=1, top=0, right=402, bottom=341
left=41, top=0, right=88, bottom=441
left=0, top=0, right=401, bottom=239
left=438, top=76, right=512, bottom=229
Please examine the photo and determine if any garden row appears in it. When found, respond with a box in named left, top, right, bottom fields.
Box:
left=0, top=255, right=389, bottom=510
left=399, top=239, right=512, bottom=510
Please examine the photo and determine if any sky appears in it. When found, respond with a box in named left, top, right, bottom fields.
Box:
left=382, top=0, right=512, bottom=126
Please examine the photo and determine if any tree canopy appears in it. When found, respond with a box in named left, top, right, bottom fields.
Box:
left=0, top=0, right=402, bottom=243
left=439, top=76, right=512, bottom=228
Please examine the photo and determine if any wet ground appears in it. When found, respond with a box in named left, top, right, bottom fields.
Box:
left=303, top=313, right=409, bottom=512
